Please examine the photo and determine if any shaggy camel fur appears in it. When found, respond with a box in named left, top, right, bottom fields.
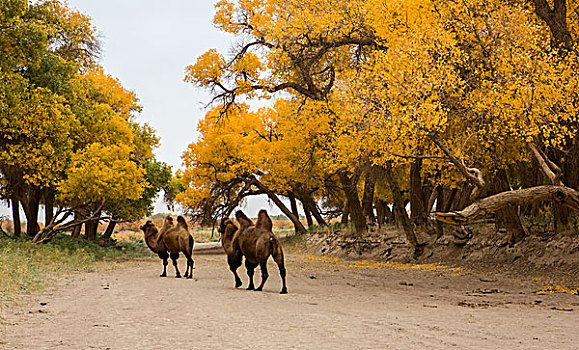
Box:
left=235, top=209, right=288, bottom=294
left=160, top=216, right=195, bottom=279
left=218, top=218, right=243, bottom=288
left=140, top=220, right=169, bottom=277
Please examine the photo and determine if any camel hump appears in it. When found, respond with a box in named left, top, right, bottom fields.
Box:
left=256, top=209, right=273, bottom=231
left=163, top=216, right=174, bottom=226
left=235, top=210, right=253, bottom=229
left=177, top=215, right=188, bottom=229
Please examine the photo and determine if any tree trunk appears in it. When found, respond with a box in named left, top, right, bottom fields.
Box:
left=361, top=167, right=377, bottom=224
left=410, top=159, right=429, bottom=227
left=287, top=192, right=301, bottom=232
left=341, top=198, right=350, bottom=224
left=383, top=164, right=420, bottom=254
left=375, top=199, right=394, bottom=228
left=44, top=193, right=54, bottom=227
left=299, top=190, right=327, bottom=226
left=435, top=186, right=445, bottom=238
left=493, top=169, right=526, bottom=244
left=21, top=190, right=41, bottom=237
left=85, top=221, right=98, bottom=242
left=555, top=136, right=579, bottom=233
left=451, top=182, right=474, bottom=211
left=11, top=197, right=21, bottom=237
left=303, top=204, right=314, bottom=227
left=338, top=170, right=367, bottom=234
left=71, top=212, right=83, bottom=240
left=375, top=199, right=385, bottom=228
left=517, top=161, right=543, bottom=216
left=71, top=225, right=82, bottom=239
left=102, top=221, right=117, bottom=241
left=532, top=0, right=573, bottom=50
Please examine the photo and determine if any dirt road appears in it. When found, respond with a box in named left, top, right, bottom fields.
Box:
left=2, top=251, right=578, bottom=349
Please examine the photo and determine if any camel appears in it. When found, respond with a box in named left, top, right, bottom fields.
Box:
left=159, top=216, right=195, bottom=279
left=235, top=209, right=288, bottom=294
left=140, top=220, right=169, bottom=277
left=218, top=218, right=243, bottom=288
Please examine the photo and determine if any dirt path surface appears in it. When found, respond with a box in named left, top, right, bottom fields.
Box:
left=2, top=251, right=579, bottom=350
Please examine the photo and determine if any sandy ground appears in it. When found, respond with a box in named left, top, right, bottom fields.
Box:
left=2, top=250, right=579, bottom=350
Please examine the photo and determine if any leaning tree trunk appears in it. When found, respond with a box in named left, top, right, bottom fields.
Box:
left=383, top=164, right=420, bottom=255
left=102, top=221, right=117, bottom=241
left=251, top=178, right=307, bottom=233
left=11, top=197, right=21, bottom=237
left=303, top=206, right=314, bottom=227
left=338, top=170, right=367, bottom=234
left=493, top=169, right=526, bottom=244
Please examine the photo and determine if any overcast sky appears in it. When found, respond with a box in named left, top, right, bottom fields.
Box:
left=0, top=0, right=283, bottom=219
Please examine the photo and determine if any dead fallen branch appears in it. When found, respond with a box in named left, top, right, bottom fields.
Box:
left=436, top=185, right=579, bottom=225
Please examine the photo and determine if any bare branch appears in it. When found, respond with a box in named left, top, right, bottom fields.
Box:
left=427, top=132, right=485, bottom=199
left=527, top=143, right=563, bottom=186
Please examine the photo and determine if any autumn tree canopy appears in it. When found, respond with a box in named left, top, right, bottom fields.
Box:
left=0, top=0, right=174, bottom=243
left=182, top=0, right=579, bottom=252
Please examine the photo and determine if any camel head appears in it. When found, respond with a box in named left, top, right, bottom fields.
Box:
left=218, top=218, right=238, bottom=236
left=140, top=220, right=158, bottom=236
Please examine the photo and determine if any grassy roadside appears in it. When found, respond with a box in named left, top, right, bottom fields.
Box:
left=0, top=235, right=151, bottom=345
left=0, top=235, right=151, bottom=299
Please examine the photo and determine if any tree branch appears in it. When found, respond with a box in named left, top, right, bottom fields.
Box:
left=427, top=132, right=485, bottom=199
left=528, top=143, right=563, bottom=186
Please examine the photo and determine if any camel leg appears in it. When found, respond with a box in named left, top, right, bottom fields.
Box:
left=158, top=252, right=168, bottom=277
left=245, top=260, right=257, bottom=290
left=170, top=253, right=181, bottom=278
left=185, top=236, right=195, bottom=279
left=228, top=251, right=243, bottom=288
left=184, top=251, right=194, bottom=279
left=273, top=246, right=288, bottom=294
left=255, top=262, right=269, bottom=292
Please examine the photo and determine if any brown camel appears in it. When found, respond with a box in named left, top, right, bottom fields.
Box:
left=235, top=209, right=287, bottom=294
left=159, top=216, right=195, bottom=279
left=218, top=218, right=243, bottom=288
left=140, top=220, right=169, bottom=277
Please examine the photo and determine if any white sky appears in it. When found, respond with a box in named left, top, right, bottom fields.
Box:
left=0, top=0, right=285, bottom=220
